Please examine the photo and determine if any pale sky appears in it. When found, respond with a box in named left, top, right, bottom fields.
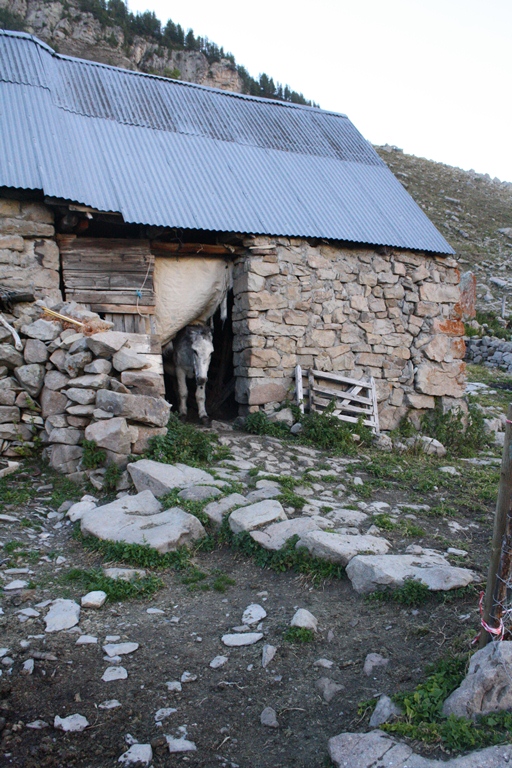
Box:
left=127, top=0, right=512, bottom=183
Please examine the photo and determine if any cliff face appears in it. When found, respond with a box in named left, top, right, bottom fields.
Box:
left=0, top=0, right=244, bottom=91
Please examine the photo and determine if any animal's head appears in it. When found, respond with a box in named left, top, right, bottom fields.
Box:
left=190, top=325, right=214, bottom=385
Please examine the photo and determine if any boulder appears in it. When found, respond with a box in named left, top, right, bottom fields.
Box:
left=0, top=344, right=24, bottom=369
left=40, top=387, right=69, bottom=417
left=48, top=443, right=83, bottom=474
left=86, top=331, right=129, bottom=357
left=251, top=517, right=319, bottom=551
left=22, top=319, right=61, bottom=341
left=14, top=364, right=45, bottom=397
left=291, top=608, right=318, bottom=632
left=96, top=390, right=170, bottom=427
left=66, top=387, right=96, bottom=405
left=24, top=338, right=48, bottom=364
left=404, top=435, right=446, bottom=457
left=443, top=641, right=512, bottom=719
left=0, top=406, right=20, bottom=424
left=112, top=348, right=148, bottom=372
left=269, top=408, right=294, bottom=427
left=346, top=552, right=476, bottom=594
left=128, top=459, right=216, bottom=496
left=296, top=531, right=390, bottom=565
left=84, top=358, right=112, bottom=375
left=80, top=490, right=205, bottom=553
left=44, top=370, right=70, bottom=391
left=369, top=695, right=403, bottom=727
left=68, top=373, right=110, bottom=389
left=85, top=417, right=138, bottom=454
left=120, top=370, right=165, bottom=396
left=130, top=426, right=167, bottom=454
left=229, top=500, right=287, bottom=535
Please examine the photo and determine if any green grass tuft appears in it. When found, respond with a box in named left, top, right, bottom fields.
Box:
left=145, top=414, right=231, bottom=466
left=60, top=567, right=163, bottom=600
left=282, top=626, right=316, bottom=643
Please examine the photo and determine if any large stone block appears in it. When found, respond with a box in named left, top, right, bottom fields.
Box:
left=458, top=271, right=476, bottom=320
left=85, top=417, right=138, bottom=454
left=420, top=283, right=460, bottom=303
left=235, top=376, right=289, bottom=405
left=120, top=370, right=165, bottom=396
left=86, top=331, right=129, bottom=357
left=24, top=338, right=49, bottom=364
left=0, top=218, right=54, bottom=237
left=14, top=364, right=45, bottom=397
left=0, top=344, right=24, bottom=369
left=96, top=390, right=171, bottom=427
left=128, top=459, right=216, bottom=496
left=309, top=329, right=336, bottom=348
left=131, top=426, right=167, bottom=454
left=0, top=406, right=20, bottom=424
left=229, top=500, right=287, bottom=535
left=40, top=387, right=69, bottom=418
left=415, top=361, right=466, bottom=398
left=296, top=531, right=390, bottom=565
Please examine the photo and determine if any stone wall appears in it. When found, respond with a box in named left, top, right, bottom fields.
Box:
left=0, top=303, right=170, bottom=487
left=466, top=336, right=512, bottom=373
left=232, top=236, right=466, bottom=430
left=0, top=198, right=62, bottom=303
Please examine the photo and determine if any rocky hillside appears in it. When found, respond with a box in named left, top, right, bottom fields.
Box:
left=2, top=1, right=512, bottom=313
left=376, top=146, right=512, bottom=314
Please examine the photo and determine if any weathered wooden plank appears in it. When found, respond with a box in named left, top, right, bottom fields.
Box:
left=151, top=241, right=235, bottom=255
left=311, top=370, right=371, bottom=388
left=66, top=290, right=154, bottom=306
left=312, top=383, right=372, bottom=406
left=91, top=304, right=156, bottom=315
left=63, top=274, right=154, bottom=291
left=295, top=365, right=304, bottom=414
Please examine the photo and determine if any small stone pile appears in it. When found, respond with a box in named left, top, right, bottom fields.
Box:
left=0, top=302, right=170, bottom=482
left=465, top=335, right=512, bottom=372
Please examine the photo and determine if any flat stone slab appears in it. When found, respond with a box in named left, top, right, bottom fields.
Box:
left=326, top=508, right=369, bottom=527
left=203, top=493, right=248, bottom=526
left=81, top=591, right=107, bottom=609
left=229, top=500, right=287, bottom=535
left=128, top=459, right=217, bottom=497
left=81, top=491, right=205, bottom=554
left=102, top=666, right=128, bottom=682
left=346, top=553, right=477, bottom=594
left=54, top=714, right=89, bottom=732
left=328, top=729, right=512, bottom=767
left=118, top=744, right=153, bottom=766
left=103, top=642, right=139, bottom=657
left=242, top=603, right=267, bottom=625
left=296, top=531, right=390, bottom=565
left=251, top=517, right=319, bottom=551
left=45, top=599, right=80, bottom=632
left=178, top=485, right=222, bottom=503
left=222, top=633, right=263, bottom=647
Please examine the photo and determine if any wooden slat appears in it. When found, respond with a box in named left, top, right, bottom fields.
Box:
left=312, top=383, right=372, bottom=406
left=295, top=365, right=304, bottom=414
left=151, top=242, right=236, bottom=256
left=311, top=370, right=371, bottom=388
left=65, top=290, right=154, bottom=306
left=91, top=304, right=156, bottom=315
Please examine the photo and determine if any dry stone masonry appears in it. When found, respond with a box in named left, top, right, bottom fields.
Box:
left=233, top=236, right=466, bottom=429
left=0, top=300, right=169, bottom=483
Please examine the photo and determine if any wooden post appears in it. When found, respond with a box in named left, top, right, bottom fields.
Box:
left=295, top=365, right=304, bottom=414
left=480, top=403, right=512, bottom=647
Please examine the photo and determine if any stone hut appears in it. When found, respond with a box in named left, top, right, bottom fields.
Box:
left=0, top=30, right=465, bottom=433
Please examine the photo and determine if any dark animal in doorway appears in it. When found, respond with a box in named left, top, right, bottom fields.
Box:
left=163, top=323, right=214, bottom=423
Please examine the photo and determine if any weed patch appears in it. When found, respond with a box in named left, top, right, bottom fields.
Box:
left=283, top=627, right=315, bottom=643
left=366, top=578, right=431, bottom=607
left=379, top=653, right=512, bottom=752
left=420, top=401, right=490, bottom=458
left=146, top=414, right=231, bottom=466
left=81, top=439, right=106, bottom=469
left=60, top=567, right=163, bottom=600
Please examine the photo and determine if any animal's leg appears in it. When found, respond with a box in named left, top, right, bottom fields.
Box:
left=176, top=368, right=188, bottom=418
left=195, top=382, right=208, bottom=422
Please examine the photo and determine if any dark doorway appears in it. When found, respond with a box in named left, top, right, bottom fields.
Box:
left=163, top=290, right=236, bottom=422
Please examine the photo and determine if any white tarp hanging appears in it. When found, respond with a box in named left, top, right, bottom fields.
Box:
left=154, top=256, right=233, bottom=346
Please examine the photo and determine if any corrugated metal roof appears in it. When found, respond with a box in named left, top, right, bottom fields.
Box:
left=0, top=30, right=454, bottom=254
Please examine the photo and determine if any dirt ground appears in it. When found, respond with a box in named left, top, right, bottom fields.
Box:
left=0, top=370, right=503, bottom=767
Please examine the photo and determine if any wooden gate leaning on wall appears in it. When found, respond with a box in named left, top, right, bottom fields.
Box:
left=58, top=236, right=157, bottom=334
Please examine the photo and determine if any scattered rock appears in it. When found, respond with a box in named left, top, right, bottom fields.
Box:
left=262, top=644, right=277, bottom=668
left=103, top=643, right=139, bottom=657
left=118, top=744, right=153, bottom=765
left=242, top=604, right=267, bottom=625
left=222, top=633, right=263, bottom=647
left=165, top=736, right=197, bottom=753
left=99, top=700, right=122, bottom=709
left=364, top=653, right=389, bottom=676
left=210, top=655, right=228, bottom=669
left=291, top=608, right=318, bottom=632
left=369, top=695, right=403, bottom=727
left=178, top=485, right=222, bottom=502
left=44, top=599, right=80, bottom=632
left=316, top=677, right=344, bottom=702
left=314, top=658, right=334, bottom=669
left=103, top=568, right=146, bottom=581
left=102, top=666, right=128, bottom=682
left=260, top=706, right=279, bottom=727
left=54, top=714, right=89, bottom=732
left=155, top=708, right=177, bottom=722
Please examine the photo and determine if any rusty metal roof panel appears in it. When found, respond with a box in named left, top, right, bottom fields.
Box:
left=0, top=30, right=454, bottom=254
